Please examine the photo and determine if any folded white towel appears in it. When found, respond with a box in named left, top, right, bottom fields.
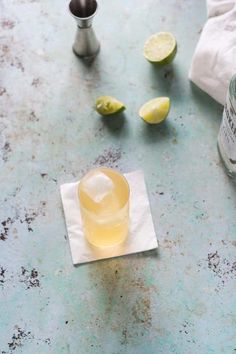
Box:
left=189, top=0, right=236, bottom=105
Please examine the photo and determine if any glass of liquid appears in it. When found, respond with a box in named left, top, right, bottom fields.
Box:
left=78, top=167, right=130, bottom=248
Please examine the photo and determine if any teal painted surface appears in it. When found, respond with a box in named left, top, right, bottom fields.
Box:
left=1, top=0, right=236, bottom=353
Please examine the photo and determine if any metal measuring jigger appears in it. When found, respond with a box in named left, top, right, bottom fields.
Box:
left=69, top=0, right=100, bottom=58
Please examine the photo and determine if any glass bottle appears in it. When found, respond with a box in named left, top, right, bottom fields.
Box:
left=217, top=74, right=236, bottom=181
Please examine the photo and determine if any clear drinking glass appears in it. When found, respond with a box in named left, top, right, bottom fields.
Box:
left=78, top=167, right=130, bottom=248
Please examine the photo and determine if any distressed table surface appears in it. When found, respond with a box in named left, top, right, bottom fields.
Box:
left=1, top=0, right=236, bottom=353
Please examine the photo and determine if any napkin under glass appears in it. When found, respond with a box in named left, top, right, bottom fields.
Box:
left=60, top=170, right=158, bottom=265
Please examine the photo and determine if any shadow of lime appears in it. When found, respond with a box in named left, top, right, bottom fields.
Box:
left=141, top=119, right=176, bottom=144
left=148, top=63, right=179, bottom=93
left=101, top=112, right=127, bottom=135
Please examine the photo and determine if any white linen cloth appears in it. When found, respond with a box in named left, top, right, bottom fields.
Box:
left=189, top=0, right=236, bottom=105
left=60, top=170, right=158, bottom=265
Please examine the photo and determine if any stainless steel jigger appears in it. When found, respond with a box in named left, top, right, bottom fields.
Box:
left=69, top=0, right=100, bottom=58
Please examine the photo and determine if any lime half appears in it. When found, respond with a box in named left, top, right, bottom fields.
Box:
left=96, top=96, right=125, bottom=116
left=143, top=32, right=177, bottom=65
left=139, top=97, right=170, bottom=124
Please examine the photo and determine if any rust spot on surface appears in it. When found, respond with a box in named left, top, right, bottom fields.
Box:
left=10, top=57, right=24, bottom=72
left=20, top=267, right=41, bottom=289
left=163, top=236, right=182, bottom=250
left=20, top=212, right=37, bottom=232
left=93, top=148, right=122, bottom=168
left=0, top=266, right=6, bottom=285
left=2, top=326, right=50, bottom=353
left=0, top=87, right=7, bottom=96
left=2, top=44, right=10, bottom=53
left=44, top=338, right=51, bottom=345
left=1, top=19, right=15, bottom=29
left=29, top=111, right=39, bottom=122
left=0, top=217, right=14, bottom=241
left=198, top=251, right=236, bottom=291
left=179, top=320, right=195, bottom=343
left=0, top=44, right=10, bottom=64
left=132, top=298, right=151, bottom=327
left=208, top=251, right=220, bottom=271
left=11, top=185, right=23, bottom=198
left=120, top=328, right=128, bottom=345
left=7, top=327, right=33, bottom=352
left=2, top=141, right=12, bottom=162
left=129, top=277, right=153, bottom=293
left=20, top=202, right=46, bottom=232
left=31, top=78, right=41, bottom=87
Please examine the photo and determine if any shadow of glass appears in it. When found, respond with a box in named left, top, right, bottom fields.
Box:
left=84, top=248, right=160, bottom=346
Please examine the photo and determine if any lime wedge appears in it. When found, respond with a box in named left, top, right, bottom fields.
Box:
left=143, top=32, right=177, bottom=65
left=96, top=96, right=125, bottom=116
left=139, top=97, right=170, bottom=124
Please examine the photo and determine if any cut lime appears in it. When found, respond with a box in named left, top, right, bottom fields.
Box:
left=139, top=97, right=170, bottom=124
left=143, top=32, right=177, bottom=65
left=96, top=96, right=125, bottom=116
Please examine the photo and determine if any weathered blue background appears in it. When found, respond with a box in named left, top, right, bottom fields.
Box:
left=1, top=0, right=236, bottom=353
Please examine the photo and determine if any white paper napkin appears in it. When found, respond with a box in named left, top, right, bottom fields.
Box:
left=60, top=170, right=158, bottom=265
left=189, top=0, right=236, bottom=105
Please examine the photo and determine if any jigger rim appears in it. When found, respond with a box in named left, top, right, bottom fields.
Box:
left=68, top=0, right=98, bottom=21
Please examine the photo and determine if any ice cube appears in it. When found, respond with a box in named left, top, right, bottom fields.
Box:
left=82, top=171, right=114, bottom=204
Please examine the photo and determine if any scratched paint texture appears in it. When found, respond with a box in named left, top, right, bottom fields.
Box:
left=0, top=0, right=236, bottom=353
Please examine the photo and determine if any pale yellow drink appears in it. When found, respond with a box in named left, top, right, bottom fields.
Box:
left=78, top=168, right=129, bottom=248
